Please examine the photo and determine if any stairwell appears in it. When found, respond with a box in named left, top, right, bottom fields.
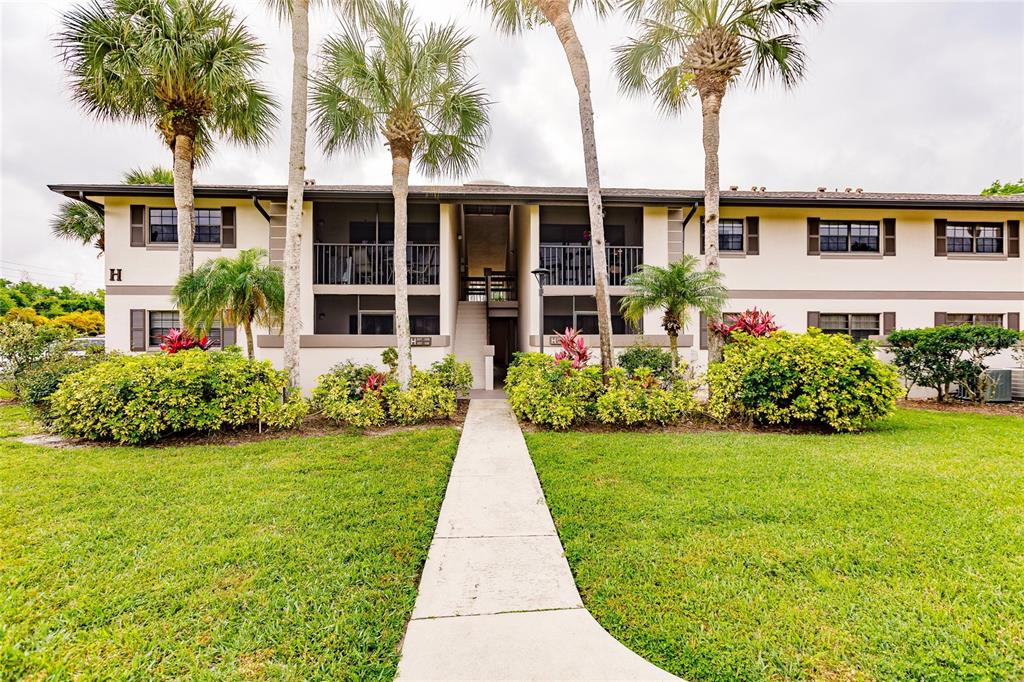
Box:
left=453, top=301, right=489, bottom=390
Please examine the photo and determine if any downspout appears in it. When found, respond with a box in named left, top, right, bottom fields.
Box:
left=251, top=193, right=272, bottom=223
left=78, top=191, right=104, bottom=216
left=680, top=200, right=699, bottom=228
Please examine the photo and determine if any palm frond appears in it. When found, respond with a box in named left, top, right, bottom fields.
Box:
left=50, top=200, right=103, bottom=247
left=122, top=165, right=174, bottom=184
left=620, top=256, right=727, bottom=329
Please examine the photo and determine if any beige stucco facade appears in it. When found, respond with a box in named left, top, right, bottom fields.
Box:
left=62, top=183, right=1022, bottom=392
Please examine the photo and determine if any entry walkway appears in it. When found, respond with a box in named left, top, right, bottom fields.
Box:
left=397, top=399, right=677, bottom=680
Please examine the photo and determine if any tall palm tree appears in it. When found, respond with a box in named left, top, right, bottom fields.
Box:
left=264, top=0, right=375, bottom=393
left=620, top=255, right=726, bottom=368
left=58, top=0, right=278, bottom=278
left=614, top=0, right=827, bottom=363
left=476, top=0, right=616, bottom=374
left=172, top=248, right=285, bottom=359
left=51, top=166, right=175, bottom=253
left=311, top=0, right=490, bottom=389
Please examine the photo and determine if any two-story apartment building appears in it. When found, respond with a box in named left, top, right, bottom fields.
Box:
left=48, top=182, right=1024, bottom=391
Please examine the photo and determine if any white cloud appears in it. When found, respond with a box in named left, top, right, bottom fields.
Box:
left=1, top=0, right=1021, bottom=289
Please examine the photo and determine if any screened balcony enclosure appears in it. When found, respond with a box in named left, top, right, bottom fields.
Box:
left=313, top=201, right=440, bottom=286
left=538, top=206, right=643, bottom=286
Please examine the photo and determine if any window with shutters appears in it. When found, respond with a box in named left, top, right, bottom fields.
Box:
left=719, top=219, right=744, bottom=251
left=818, top=313, right=880, bottom=342
left=148, top=208, right=222, bottom=244
left=819, top=221, right=880, bottom=253
left=945, top=313, right=1004, bottom=328
left=148, top=311, right=222, bottom=347
left=947, top=222, right=1003, bottom=253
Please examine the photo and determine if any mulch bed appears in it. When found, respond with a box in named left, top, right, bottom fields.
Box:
left=519, top=416, right=834, bottom=436
left=15, top=399, right=470, bottom=449
left=898, top=398, right=1024, bottom=417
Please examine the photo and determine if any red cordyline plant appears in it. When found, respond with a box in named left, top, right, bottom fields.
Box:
left=553, top=327, right=591, bottom=369
left=160, top=328, right=212, bottom=353
left=713, top=308, right=779, bottom=341
left=364, top=371, right=387, bottom=393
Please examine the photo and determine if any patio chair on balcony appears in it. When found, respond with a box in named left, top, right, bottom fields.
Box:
left=409, top=247, right=436, bottom=285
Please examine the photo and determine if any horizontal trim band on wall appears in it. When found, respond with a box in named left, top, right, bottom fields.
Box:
left=257, top=334, right=450, bottom=349
left=727, top=289, right=1024, bottom=300
left=106, top=285, right=173, bottom=295
left=312, top=284, right=441, bottom=295
left=528, top=334, right=691, bottom=349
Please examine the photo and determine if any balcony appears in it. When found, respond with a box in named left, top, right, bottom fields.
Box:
left=538, top=245, right=643, bottom=287
left=314, top=243, right=439, bottom=286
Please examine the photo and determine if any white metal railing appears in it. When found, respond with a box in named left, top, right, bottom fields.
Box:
left=314, top=243, right=439, bottom=285
left=538, top=245, right=643, bottom=286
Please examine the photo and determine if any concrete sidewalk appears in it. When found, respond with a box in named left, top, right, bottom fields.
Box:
left=397, top=399, right=677, bottom=681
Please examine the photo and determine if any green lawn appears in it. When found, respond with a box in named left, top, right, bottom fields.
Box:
left=0, top=405, right=458, bottom=680
left=527, top=409, right=1024, bottom=681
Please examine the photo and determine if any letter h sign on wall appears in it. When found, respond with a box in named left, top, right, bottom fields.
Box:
left=109, top=268, right=122, bottom=282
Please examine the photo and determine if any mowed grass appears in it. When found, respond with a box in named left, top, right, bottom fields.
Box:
left=0, top=406, right=458, bottom=680
left=527, top=409, right=1024, bottom=681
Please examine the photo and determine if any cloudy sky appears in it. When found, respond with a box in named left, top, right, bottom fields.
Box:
left=1, top=0, right=1021, bottom=290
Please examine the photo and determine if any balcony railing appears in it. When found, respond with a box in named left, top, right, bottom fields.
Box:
left=538, top=244, right=642, bottom=286
left=314, top=243, right=439, bottom=285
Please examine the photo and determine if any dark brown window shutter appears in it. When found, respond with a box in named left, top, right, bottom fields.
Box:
left=883, top=312, right=896, bottom=335
left=807, top=217, right=820, bottom=255
left=1007, top=220, right=1020, bottom=258
left=883, top=218, right=896, bottom=256
left=934, top=218, right=947, bottom=256
left=699, top=217, right=705, bottom=255
left=745, top=216, right=759, bottom=255
left=1008, top=312, right=1020, bottom=331
left=130, top=205, right=146, bottom=247
left=807, top=311, right=820, bottom=330
left=699, top=311, right=708, bottom=350
left=130, top=309, right=146, bottom=351
left=221, top=207, right=236, bottom=248
left=934, top=311, right=947, bottom=327
left=222, top=325, right=237, bottom=347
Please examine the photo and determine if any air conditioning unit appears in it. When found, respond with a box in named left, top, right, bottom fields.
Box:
left=984, top=369, right=1013, bottom=403
left=1011, top=368, right=1024, bottom=400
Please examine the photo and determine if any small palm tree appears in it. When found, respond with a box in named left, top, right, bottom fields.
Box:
left=58, top=0, right=278, bottom=277
left=476, top=0, right=617, bottom=373
left=311, top=0, right=490, bottom=389
left=263, top=0, right=376, bottom=393
left=172, top=248, right=284, bottom=359
left=51, top=166, right=175, bottom=253
left=614, top=0, right=827, bottom=363
left=620, top=255, right=727, bottom=368
left=122, top=166, right=175, bottom=185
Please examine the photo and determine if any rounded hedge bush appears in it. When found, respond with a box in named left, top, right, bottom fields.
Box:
left=617, top=345, right=674, bottom=380
left=49, top=349, right=306, bottom=444
left=706, top=330, right=902, bottom=432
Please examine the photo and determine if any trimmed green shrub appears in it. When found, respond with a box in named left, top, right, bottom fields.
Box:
left=617, top=345, right=674, bottom=380
left=888, top=325, right=1023, bottom=401
left=311, top=358, right=463, bottom=428
left=15, top=350, right=105, bottom=421
left=505, top=353, right=603, bottom=430
left=596, top=367, right=697, bottom=426
left=49, top=349, right=304, bottom=444
left=430, top=354, right=474, bottom=396
left=707, top=330, right=902, bottom=432
left=0, top=319, right=75, bottom=382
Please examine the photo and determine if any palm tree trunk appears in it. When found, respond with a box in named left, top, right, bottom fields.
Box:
left=172, top=134, right=196, bottom=277
left=244, top=319, right=255, bottom=360
left=391, top=152, right=413, bottom=390
left=700, top=86, right=725, bottom=364
left=538, top=0, right=614, bottom=374
left=668, top=330, right=679, bottom=369
left=282, top=0, right=309, bottom=393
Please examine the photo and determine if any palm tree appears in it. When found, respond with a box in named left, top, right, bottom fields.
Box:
left=620, top=255, right=726, bottom=368
left=476, top=0, right=616, bottom=374
left=614, top=0, right=827, bottom=363
left=58, top=0, right=278, bottom=278
left=51, top=166, right=175, bottom=253
left=310, top=1, right=490, bottom=389
left=264, top=1, right=375, bottom=393
left=172, top=248, right=285, bottom=359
